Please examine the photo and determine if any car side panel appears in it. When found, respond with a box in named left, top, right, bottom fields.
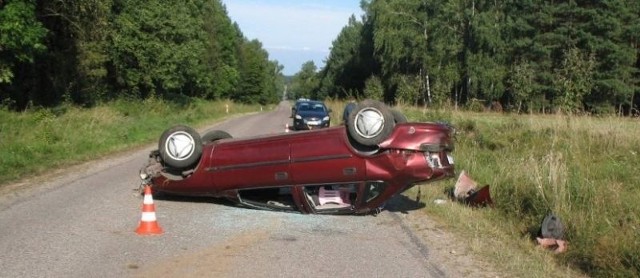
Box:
left=379, top=123, right=453, bottom=151
left=207, top=137, right=291, bottom=191
left=289, top=129, right=365, bottom=185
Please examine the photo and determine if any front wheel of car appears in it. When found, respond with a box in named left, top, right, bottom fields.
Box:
left=202, top=130, right=232, bottom=144
left=158, top=125, right=203, bottom=170
left=391, top=109, right=407, bottom=124
left=347, top=100, right=395, bottom=146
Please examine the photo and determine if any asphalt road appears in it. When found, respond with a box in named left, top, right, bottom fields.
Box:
left=0, top=101, right=451, bottom=278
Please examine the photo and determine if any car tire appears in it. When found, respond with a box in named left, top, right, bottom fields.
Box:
left=347, top=100, right=395, bottom=146
left=391, top=109, right=408, bottom=123
left=202, top=130, right=232, bottom=144
left=158, top=125, right=203, bottom=170
left=347, top=134, right=380, bottom=155
left=342, top=102, right=357, bottom=124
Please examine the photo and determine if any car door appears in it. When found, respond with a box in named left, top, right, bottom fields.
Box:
left=289, top=129, right=365, bottom=185
left=208, top=135, right=291, bottom=191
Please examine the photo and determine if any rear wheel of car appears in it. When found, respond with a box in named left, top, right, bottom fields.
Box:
left=342, top=102, right=357, bottom=124
left=158, top=125, right=202, bottom=170
left=347, top=100, right=395, bottom=146
left=391, top=109, right=408, bottom=123
left=202, top=130, right=232, bottom=144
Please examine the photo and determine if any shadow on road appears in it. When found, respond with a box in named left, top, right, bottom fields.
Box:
left=384, top=194, right=426, bottom=214
left=153, top=193, right=236, bottom=206
left=151, top=191, right=426, bottom=215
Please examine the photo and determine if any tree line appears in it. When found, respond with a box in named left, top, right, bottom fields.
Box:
left=0, top=0, right=284, bottom=110
left=4, top=0, right=639, bottom=114
left=305, top=0, right=639, bottom=115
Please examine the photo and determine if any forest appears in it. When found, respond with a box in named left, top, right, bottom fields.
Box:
left=297, top=0, right=640, bottom=115
left=2, top=0, right=639, bottom=115
left=0, top=0, right=284, bottom=110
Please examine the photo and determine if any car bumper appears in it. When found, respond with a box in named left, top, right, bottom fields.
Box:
left=293, top=120, right=330, bottom=130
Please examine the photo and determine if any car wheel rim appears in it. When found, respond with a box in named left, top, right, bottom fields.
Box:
left=354, top=107, right=385, bottom=138
left=165, top=131, right=195, bottom=161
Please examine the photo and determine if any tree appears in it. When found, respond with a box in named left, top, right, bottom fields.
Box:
left=1, top=0, right=282, bottom=109
left=462, top=0, right=508, bottom=104
left=363, top=75, right=383, bottom=101
left=393, top=74, right=421, bottom=105
left=234, top=39, right=277, bottom=104
left=579, top=0, right=639, bottom=114
left=290, top=61, right=319, bottom=99
left=369, top=0, right=430, bottom=104
left=362, top=0, right=467, bottom=105
left=109, top=0, right=208, bottom=98
left=0, top=0, right=46, bottom=83
left=317, top=15, right=370, bottom=100
left=0, top=0, right=47, bottom=107
left=509, top=60, right=535, bottom=113
left=202, top=1, right=241, bottom=100
left=553, top=48, right=596, bottom=114
left=34, top=0, right=113, bottom=106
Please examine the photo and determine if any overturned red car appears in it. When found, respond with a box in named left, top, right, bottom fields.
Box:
left=139, top=100, right=455, bottom=215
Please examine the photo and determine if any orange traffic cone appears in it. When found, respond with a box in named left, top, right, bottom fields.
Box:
left=135, top=185, right=163, bottom=235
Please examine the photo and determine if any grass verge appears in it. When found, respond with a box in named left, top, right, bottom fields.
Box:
left=0, top=98, right=261, bottom=186
left=400, top=106, right=640, bottom=277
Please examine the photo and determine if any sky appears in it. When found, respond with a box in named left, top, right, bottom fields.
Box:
left=222, top=0, right=364, bottom=76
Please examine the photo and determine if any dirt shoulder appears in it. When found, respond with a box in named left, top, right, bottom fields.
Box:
left=385, top=195, right=504, bottom=278
left=399, top=210, right=503, bottom=278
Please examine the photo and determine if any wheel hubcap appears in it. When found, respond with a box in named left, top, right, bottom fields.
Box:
left=165, top=131, right=195, bottom=161
left=354, top=108, right=385, bottom=138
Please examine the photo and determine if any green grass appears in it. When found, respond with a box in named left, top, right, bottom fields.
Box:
left=0, top=98, right=260, bottom=185
left=400, top=106, right=640, bottom=277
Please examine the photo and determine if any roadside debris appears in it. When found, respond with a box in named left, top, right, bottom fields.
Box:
left=433, top=198, right=447, bottom=205
left=449, top=170, right=494, bottom=207
left=536, top=213, right=567, bottom=254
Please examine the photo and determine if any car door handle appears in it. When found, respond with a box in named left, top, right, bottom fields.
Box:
left=275, top=172, right=288, bottom=180
left=343, top=167, right=357, bottom=176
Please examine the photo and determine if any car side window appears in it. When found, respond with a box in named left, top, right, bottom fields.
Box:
left=302, top=184, right=356, bottom=212
left=365, top=182, right=387, bottom=202
left=238, top=187, right=297, bottom=212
